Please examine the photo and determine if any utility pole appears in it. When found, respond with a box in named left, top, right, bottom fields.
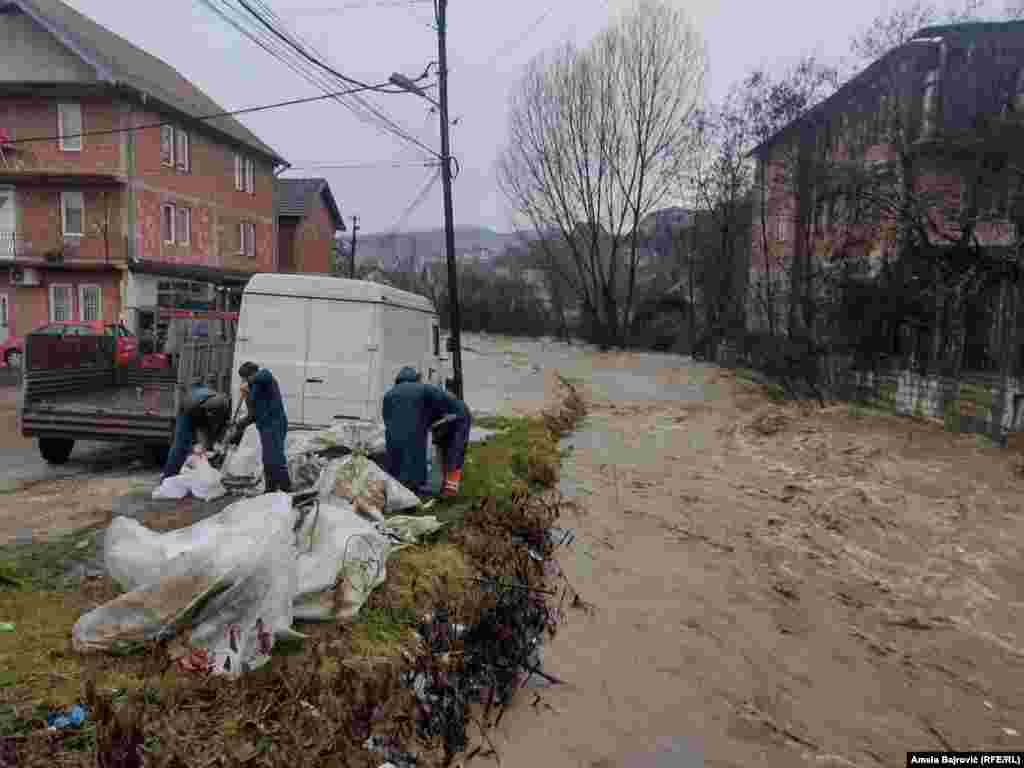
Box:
left=437, top=0, right=464, bottom=399
left=349, top=215, right=360, bottom=279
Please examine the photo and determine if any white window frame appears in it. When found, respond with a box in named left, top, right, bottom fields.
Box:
left=58, top=102, right=82, bottom=152
left=175, top=129, right=190, bottom=173
left=49, top=283, right=73, bottom=322
left=160, top=125, right=174, bottom=167
left=177, top=206, right=191, bottom=246
left=78, top=284, right=102, bottom=322
left=234, top=153, right=244, bottom=191
left=239, top=221, right=255, bottom=257
left=61, top=191, right=84, bottom=237
left=162, top=203, right=176, bottom=244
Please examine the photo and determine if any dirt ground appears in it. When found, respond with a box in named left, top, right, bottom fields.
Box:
left=494, top=364, right=1024, bottom=767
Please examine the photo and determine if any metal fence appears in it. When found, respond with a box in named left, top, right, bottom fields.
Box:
left=177, top=340, right=235, bottom=394
left=717, top=334, right=1023, bottom=444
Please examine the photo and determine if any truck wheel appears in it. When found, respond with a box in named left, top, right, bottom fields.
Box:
left=39, top=438, right=74, bottom=465
left=146, top=445, right=170, bottom=467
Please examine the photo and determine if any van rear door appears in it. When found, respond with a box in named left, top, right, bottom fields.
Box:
left=303, top=298, right=377, bottom=426
left=235, top=292, right=309, bottom=424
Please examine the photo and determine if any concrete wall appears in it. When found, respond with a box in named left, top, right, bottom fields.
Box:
left=0, top=9, right=97, bottom=83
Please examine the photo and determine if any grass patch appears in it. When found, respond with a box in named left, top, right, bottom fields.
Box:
left=764, top=382, right=787, bottom=402
left=944, top=400, right=963, bottom=433
left=960, top=382, right=995, bottom=413
left=735, top=368, right=758, bottom=384
left=0, top=526, right=104, bottom=592
left=976, top=432, right=1002, bottom=449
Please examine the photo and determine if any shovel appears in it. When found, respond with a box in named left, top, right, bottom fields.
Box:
left=210, top=397, right=246, bottom=472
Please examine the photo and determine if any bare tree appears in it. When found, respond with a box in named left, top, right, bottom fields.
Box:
left=499, top=0, right=705, bottom=348
left=850, top=0, right=986, bottom=67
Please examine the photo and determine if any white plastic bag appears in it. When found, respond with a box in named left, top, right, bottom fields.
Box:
left=224, top=424, right=263, bottom=481
left=74, top=493, right=298, bottom=676
left=152, top=453, right=226, bottom=502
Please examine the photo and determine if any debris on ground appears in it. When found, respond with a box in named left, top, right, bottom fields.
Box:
left=76, top=469, right=442, bottom=674
left=47, top=705, right=87, bottom=731
left=748, top=411, right=790, bottom=436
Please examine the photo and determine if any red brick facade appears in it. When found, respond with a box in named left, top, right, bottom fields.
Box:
left=0, top=269, right=121, bottom=337
left=0, top=91, right=282, bottom=345
left=279, top=191, right=337, bottom=275
left=0, top=95, right=126, bottom=175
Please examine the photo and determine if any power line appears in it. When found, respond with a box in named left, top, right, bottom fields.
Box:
left=228, top=0, right=441, bottom=159
left=284, top=0, right=432, bottom=11
left=481, top=9, right=553, bottom=71
left=200, top=0, right=435, bottom=157
left=388, top=167, right=441, bottom=233
left=4, top=80, right=396, bottom=147
left=285, top=160, right=439, bottom=170
left=248, top=0, right=438, bottom=154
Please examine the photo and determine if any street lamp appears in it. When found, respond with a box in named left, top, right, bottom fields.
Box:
left=390, top=55, right=464, bottom=400
left=388, top=73, right=438, bottom=107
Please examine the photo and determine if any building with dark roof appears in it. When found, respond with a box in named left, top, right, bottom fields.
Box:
left=275, top=178, right=344, bottom=275
left=747, top=20, right=1024, bottom=341
left=0, top=0, right=288, bottom=346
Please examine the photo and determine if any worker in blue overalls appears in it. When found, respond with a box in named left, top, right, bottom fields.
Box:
left=162, top=383, right=231, bottom=480
left=382, top=367, right=472, bottom=497
left=231, top=361, right=292, bottom=493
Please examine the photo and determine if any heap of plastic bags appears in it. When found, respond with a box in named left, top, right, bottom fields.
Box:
left=75, top=457, right=439, bottom=676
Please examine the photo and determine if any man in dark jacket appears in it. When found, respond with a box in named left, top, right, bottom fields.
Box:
left=232, top=361, right=292, bottom=493
left=162, top=384, right=232, bottom=480
left=382, top=366, right=472, bottom=497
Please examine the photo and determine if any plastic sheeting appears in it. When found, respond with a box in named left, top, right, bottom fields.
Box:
left=318, top=455, right=422, bottom=522
left=74, top=492, right=443, bottom=675
left=74, top=494, right=298, bottom=674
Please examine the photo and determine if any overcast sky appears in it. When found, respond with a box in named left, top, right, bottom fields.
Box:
left=66, top=0, right=1011, bottom=234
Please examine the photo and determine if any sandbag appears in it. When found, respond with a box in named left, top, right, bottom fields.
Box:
left=318, top=455, right=421, bottom=522
left=293, top=504, right=443, bottom=622
left=74, top=494, right=298, bottom=676
left=152, top=451, right=226, bottom=502
left=223, top=424, right=263, bottom=483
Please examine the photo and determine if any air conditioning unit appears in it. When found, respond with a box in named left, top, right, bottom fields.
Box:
left=10, top=267, right=41, bottom=287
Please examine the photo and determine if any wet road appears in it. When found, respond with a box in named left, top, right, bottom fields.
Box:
left=0, top=385, right=149, bottom=490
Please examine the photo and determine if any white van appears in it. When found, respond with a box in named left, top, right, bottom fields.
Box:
left=233, top=274, right=448, bottom=429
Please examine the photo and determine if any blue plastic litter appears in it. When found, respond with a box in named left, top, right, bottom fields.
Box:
left=47, top=705, right=87, bottom=730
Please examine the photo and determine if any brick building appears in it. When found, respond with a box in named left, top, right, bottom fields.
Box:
left=748, top=21, right=1024, bottom=342
left=275, top=178, right=344, bottom=275
left=0, top=0, right=288, bottom=353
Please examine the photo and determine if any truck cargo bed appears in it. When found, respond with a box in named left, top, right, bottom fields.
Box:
left=21, top=383, right=177, bottom=442
left=26, top=384, right=177, bottom=415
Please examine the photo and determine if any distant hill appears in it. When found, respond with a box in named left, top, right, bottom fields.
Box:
left=350, top=227, right=529, bottom=271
